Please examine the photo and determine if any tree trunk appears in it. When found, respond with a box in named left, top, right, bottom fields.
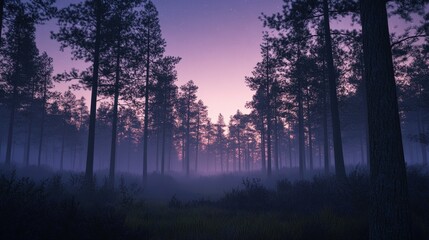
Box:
left=85, top=0, right=102, bottom=184
left=360, top=0, right=412, bottom=239
left=265, top=50, right=272, bottom=176
left=185, top=99, right=191, bottom=176
left=168, top=136, right=172, bottom=172
left=143, top=28, right=150, bottom=182
left=181, top=131, right=185, bottom=172
left=322, top=0, right=346, bottom=180
left=5, top=86, right=17, bottom=165
left=274, top=114, right=280, bottom=172
left=260, top=115, right=266, bottom=172
left=360, top=132, right=365, bottom=165
left=73, top=144, right=77, bottom=170
left=24, top=114, right=34, bottom=166
left=297, top=64, right=306, bottom=178
left=161, top=97, right=167, bottom=175
left=238, top=129, right=241, bottom=172
left=322, top=64, right=330, bottom=174
left=418, top=95, right=427, bottom=165
left=109, top=36, right=121, bottom=189
left=206, top=138, right=211, bottom=172
left=298, top=84, right=305, bottom=179
left=37, top=78, right=47, bottom=167
left=195, top=110, right=200, bottom=173
left=60, top=123, right=66, bottom=171
left=307, top=91, right=313, bottom=171
left=156, top=127, right=160, bottom=172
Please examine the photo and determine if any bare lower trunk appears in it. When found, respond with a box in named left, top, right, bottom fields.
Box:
left=323, top=0, right=346, bottom=180
left=5, top=87, right=17, bottom=165
left=85, top=0, right=102, bottom=184
left=260, top=116, right=266, bottom=172
left=360, top=0, right=412, bottom=239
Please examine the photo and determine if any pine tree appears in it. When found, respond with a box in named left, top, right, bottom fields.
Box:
left=1, top=5, right=40, bottom=165
left=135, top=0, right=166, bottom=181
left=52, top=0, right=106, bottom=184
left=178, top=80, right=198, bottom=176
left=360, top=0, right=416, bottom=238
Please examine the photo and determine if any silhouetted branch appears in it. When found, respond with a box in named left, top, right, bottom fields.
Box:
left=391, top=33, right=429, bottom=48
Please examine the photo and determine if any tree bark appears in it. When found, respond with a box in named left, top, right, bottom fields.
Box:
left=60, top=122, right=66, bottom=171
left=143, top=27, right=150, bottom=182
left=5, top=86, right=17, bottom=165
left=24, top=113, right=34, bottom=166
left=238, top=129, right=241, bottom=172
left=274, top=113, right=280, bottom=171
left=298, top=80, right=305, bottom=179
left=185, top=97, right=191, bottom=176
left=37, top=78, right=47, bottom=167
left=195, top=108, right=200, bottom=173
left=307, top=93, right=313, bottom=171
left=323, top=0, right=346, bottom=180
left=266, top=48, right=272, bottom=176
left=360, top=0, right=412, bottom=239
left=297, top=55, right=306, bottom=179
left=260, top=116, right=266, bottom=172
left=322, top=62, right=330, bottom=174
left=161, top=94, right=168, bottom=174
left=85, top=0, right=102, bottom=184
left=109, top=36, right=121, bottom=189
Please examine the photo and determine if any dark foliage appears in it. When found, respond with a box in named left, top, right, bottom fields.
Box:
left=220, top=178, right=273, bottom=211
left=0, top=167, right=428, bottom=240
left=0, top=170, right=138, bottom=240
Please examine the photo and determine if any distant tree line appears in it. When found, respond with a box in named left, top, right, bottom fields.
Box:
left=0, top=0, right=428, bottom=182
left=0, top=0, right=428, bottom=238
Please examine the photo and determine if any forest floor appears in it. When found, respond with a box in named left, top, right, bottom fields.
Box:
left=0, top=165, right=428, bottom=240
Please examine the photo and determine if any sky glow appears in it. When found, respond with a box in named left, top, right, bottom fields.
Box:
left=35, top=0, right=283, bottom=121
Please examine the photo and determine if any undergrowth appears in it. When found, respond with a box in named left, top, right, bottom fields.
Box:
left=0, top=167, right=428, bottom=240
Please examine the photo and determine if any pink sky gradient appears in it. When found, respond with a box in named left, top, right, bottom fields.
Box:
left=154, top=0, right=283, bottom=121
left=35, top=1, right=417, bottom=122
left=35, top=0, right=283, bottom=121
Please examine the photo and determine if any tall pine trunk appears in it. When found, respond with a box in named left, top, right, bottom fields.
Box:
left=238, top=129, right=241, bottom=172
left=143, top=28, right=150, bottom=182
left=195, top=110, right=200, bottom=173
left=418, top=92, right=427, bottom=165
left=274, top=113, right=280, bottom=171
left=24, top=114, right=34, bottom=166
left=185, top=98, right=191, bottom=176
left=265, top=49, right=272, bottom=176
left=5, top=86, right=17, bottom=165
left=260, top=115, right=266, bottom=172
left=360, top=0, right=412, bottom=239
left=109, top=36, right=121, bottom=189
left=307, top=91, right=313, bottom=171
left=298, top=82, right=305, bottom=179
left=37, top=78, right=47, bottom=167
left=85, top=0, right=102, bottom=184
left=160, top=118, right=167, bottom=174
left=322, top=0, right=346, bottom=179
left=161, top=96, right=167, bottom=175
left=297, top=56, right=306, bottom=178
left=322, top=61, right=330, bottom=174
left=60, top=122, right=66, bottom=171
left=24, top=83, right=36, bottom=166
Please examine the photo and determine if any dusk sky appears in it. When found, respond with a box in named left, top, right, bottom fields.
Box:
left=36, top=0, right=283, bottom=121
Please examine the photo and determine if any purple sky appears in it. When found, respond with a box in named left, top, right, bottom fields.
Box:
left=36, top=0, right=283, bottom=121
